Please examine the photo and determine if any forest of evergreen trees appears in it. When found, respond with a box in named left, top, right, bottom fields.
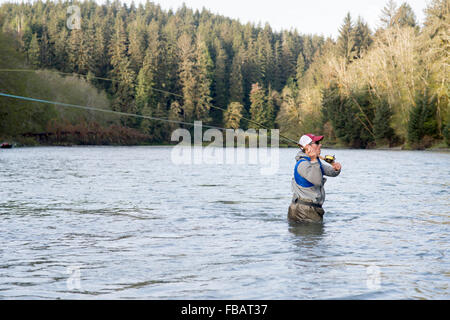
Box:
left=0, top=0, right=448, bottom=148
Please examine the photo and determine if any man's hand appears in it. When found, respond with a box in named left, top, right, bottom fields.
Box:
left=332, top=162, right=342, bottom=171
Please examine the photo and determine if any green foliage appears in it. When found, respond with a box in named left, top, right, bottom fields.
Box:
left=395, top=3, right=418, bottom=28
left=0, top=0, right=447, bottom=149
left=229, top=49, right=244, bottom=104
left=373, top=98, right=395, bottom=145
left=224, top=102, right=244, bottom=129
left=337, top=12, right=356, bottom=63
left=444, top=121, right=450, bottom=146
left=0, top=0, right=327, bottom=144
left=249, top=83, right=269, bottom=129
left=211, top=39, right=228, bottom=124
left=380, top=1, right=418, bottom=28
left=295, top=53, right=305, bottom=82
left=27, top=33, right=40, bottom=66
left=407, top=90, right=439, bottom=147
left=0, top=32, right=113, bottom=139
left=337, top=13, right=372, bottom=62
left=354, top=16, right=372, bottom=58
left=194, top=40, right=214, bottom=122
left=322, top=84, right=375, bottom=148
left=177, top=33, right=197, bottom=122
left=265, top=87, right=277, bottom=129
left=109, top=15, right=136, bottom=127
left=275, top=83, right=301, bottom=140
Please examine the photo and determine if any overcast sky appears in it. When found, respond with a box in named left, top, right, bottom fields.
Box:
left=116, top=0, right=429, bottom=39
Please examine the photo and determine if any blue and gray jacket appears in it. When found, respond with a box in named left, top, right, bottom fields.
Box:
left=291, top=150, right=341, bottom=206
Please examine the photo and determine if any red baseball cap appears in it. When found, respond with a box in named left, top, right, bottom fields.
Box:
left=298, top=134, right=324, bottom=147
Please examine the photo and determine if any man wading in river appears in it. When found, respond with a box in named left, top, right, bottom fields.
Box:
left=288, top=134, right=342, bottom=223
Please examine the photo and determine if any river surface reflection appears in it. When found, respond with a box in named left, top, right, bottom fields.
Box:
left=0, top=146, right=448, bottom=299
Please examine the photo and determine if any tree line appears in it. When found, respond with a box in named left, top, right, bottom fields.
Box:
left=0, top=0, right=448, bottom=148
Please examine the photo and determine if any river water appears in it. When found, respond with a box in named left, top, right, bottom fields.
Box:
left=0, top=146, right=448, bottom=299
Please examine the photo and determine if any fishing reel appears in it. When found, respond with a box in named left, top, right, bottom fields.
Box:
left=322, top=155, right=336, bottom=164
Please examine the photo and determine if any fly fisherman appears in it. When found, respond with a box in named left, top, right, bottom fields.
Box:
left=288, top=134, right=342, bottom=223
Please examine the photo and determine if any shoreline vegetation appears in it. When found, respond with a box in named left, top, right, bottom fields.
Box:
left=1, top=134, right=448, bottom=152
left=2, top=143, right=449, bottom=153
left=0, top=0, right=448, bottom=150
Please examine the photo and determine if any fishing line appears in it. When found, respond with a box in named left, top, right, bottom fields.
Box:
left=0, top=69, right=183, bottom=98
left=0, top=68, right=299, bottom=145
left=0, top=92, right=223, bottom=130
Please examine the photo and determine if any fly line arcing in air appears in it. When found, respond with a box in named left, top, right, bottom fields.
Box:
left=0, top=68, right=299, bottom=146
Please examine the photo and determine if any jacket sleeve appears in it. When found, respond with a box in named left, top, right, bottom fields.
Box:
left=322, top=162, right=341, bottom=177
left=297, top=161, right=323, bottom=186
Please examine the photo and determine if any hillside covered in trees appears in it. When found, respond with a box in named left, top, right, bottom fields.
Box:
left=0, top=0, right=448, bottom=148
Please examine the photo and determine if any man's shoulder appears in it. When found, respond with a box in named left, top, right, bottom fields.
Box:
left=296, top=156, right=310, bottom=162
left=297, top=158, right=315, bottom=169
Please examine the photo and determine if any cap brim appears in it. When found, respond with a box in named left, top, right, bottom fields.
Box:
left=312, top=135, right=324, bottom=142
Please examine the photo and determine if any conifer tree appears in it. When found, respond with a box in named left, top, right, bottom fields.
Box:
left=380, top=0, right=398, bottom=28
left=256, top=24, right=275, bottom=88
left=249, top=83, right=268, bottom=129
left=395, top=3, right=418, bottom=28
left=151, top=102, right=169, bottom=141
left=2, top=0, right=445, bottom=148
left=275, top=84, right=299, bottom=139
left=273, top=39, right=283, bottom=91
left=224, top=102, right=244, bottom=129
left=195, top=40, right=213, bottom=122
left=354, top=16, right=372, bottom=58
left=302, top=36, right=314, bottom=71
left=168, top=100, right=184, bottom=130
left=177, top=33, right=196, bottom=122
left=128, top=15, right=147, bottom=73
left=79, top=25, right=95, bottom=74
left=68, top=29, right=82, bottom=73
left=135, top=68, right=151, bottom=131
left=373, top=98, right=395, bottom=145
left=281, top=31, right=297, bottom=82
left=266, top=86, right=277, bottom=128
left=444, top=112, right=450, bottom=146
left=39, top=29, right=52, bottom=68
left=246, top=38, right=263, bottom=89
left=135, top=29, right=161, bottom=118
left=337, top=12, right=356, bottom=63
left=295, top=53, right=305, bottom=82
left=322, top=84, right=375, bottom=148
left=28, top=33, right=40, bottom=67
left=408, top=90, right=438, bottom=146
left=109, top=15, right=136, bottom=126
left=91, top=20, right=108, bottom=80
left=212, top=39, right=228, bottom=120
left=54, top=28, right=69, bottom=72
left=229, top=49, right=244, bottom=105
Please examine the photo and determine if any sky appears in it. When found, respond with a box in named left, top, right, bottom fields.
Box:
left=116, top=0, right=429, bottom=39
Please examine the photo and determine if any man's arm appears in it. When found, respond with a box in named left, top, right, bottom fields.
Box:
left=322, top=162, right=342, bottom=177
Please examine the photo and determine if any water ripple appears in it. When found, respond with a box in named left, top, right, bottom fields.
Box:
left=0, top=147, right=449, bottom=299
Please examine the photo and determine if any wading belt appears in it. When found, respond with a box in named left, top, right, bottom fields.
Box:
left=294, top=198, right=322, bottom=208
